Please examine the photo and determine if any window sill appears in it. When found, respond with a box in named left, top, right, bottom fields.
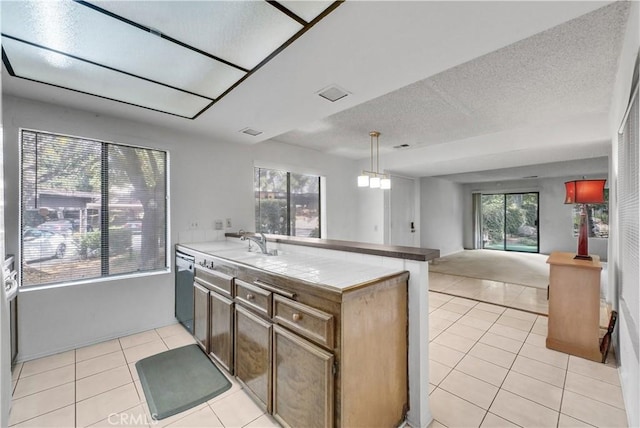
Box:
left=19, top=268, right=171, bottom=293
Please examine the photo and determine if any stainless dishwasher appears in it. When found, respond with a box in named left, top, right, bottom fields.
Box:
left=175, top=251, right=195, bottom=333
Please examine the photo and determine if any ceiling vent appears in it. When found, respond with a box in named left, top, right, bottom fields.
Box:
left=240, top=128, right=263, bottom=136
left=393, top=144, right=410, bottom=149
left=317, top=85, right=350, bottom=102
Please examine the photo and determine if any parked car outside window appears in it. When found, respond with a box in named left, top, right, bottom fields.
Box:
left=23, top=229, right=67, bottom=262
left=37, top=220, right=73, bottom=236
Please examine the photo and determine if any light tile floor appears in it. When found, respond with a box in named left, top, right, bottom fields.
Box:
left=428, top=291, right=627, bottom=428
left=10, top=292, right=626, bottom=428
left=10, top=324, right=280, bottom=428
left=429, top=271, right=550, bottom=315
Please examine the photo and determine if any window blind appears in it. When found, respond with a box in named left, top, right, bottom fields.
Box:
left=617, top=70, right=639, bottom=360
left=20, top=129, right=168, bottom=287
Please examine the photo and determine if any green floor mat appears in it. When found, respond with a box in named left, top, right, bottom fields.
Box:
left=135, top=344, right=231, bottom=420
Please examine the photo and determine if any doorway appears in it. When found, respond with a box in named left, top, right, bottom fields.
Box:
left=481, top=192, right=539, bottom=253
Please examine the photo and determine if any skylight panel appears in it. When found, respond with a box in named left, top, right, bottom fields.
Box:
left=2, top=1, right=247, bottom=100
left=2, top=36, right=211, bottom=118
left=1, top=0, right=342, bottom=119
left=278, top=1, right=336, bottom=23
left=91, top=1, right=305, bottom=70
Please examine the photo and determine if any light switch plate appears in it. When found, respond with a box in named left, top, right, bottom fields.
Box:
left=225, top=218, right=232, bottom=228
left=214, top=220, right=223, bottom=230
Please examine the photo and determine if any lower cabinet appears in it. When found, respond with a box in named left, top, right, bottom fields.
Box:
left=193, top=280, right=209, bottom=352
left=273, top=324, right=334, bottom=428
left=209, top=291, right=234, bottom=373
left=186, top=251, right=409, bottom=428
left=235, top=304, right=273, bottom=412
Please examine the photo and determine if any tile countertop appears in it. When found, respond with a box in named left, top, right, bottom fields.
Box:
left=176, top=240, right=407, bottom=292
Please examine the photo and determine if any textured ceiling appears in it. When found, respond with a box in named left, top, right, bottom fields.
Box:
left=2, top=1, right=630, bottom=182
left=273, top=1, right=629, bottom=163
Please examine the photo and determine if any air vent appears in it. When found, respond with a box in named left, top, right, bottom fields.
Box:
left=240, top=128, right=263, bottom=137
left=317, top=85, right=350, bottom=102
left=393, top=144, right=410, bottom=149
left=522, top=175, right=539, bottom=179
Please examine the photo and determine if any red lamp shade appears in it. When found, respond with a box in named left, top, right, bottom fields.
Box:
left=564, top=179, right=606, bottom=260
left=564, top=180, right=606, bottom=204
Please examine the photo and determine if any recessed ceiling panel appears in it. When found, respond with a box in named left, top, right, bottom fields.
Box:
left=2, top=36, right=211, bottom=118
left=278, top=1, right=336, bottom=23
left=1, top=1, right=247, bottom=99
left=91, top=1, right=305, bottom=70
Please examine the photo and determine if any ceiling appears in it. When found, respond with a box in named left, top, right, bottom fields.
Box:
left=1, top=1, right=630, bottom=183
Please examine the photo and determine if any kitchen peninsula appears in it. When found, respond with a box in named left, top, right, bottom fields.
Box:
left=177, top=236, right=439, bottom=428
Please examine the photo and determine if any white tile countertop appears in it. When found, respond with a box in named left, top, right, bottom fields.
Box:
left=176, top=240, right=406, bottom=292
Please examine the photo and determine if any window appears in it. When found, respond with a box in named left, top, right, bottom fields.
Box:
left=572, top=189, right=609, bottom=238
left=254, top=167, right=321, bottom=237
left=480, top=192, right=539, bottom=253
left=20, top=129, right=168, bottom=287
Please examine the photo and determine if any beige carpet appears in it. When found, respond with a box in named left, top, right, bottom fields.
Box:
left=429, top=249, right=550, bottom=289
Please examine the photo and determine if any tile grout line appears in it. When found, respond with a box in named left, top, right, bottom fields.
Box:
left=437, top=296, right=561, bottom=427
left=434, top=302, right=503, bottom=427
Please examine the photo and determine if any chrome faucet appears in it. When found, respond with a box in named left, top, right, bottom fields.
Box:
left=240, top=231, right=269, bottom=254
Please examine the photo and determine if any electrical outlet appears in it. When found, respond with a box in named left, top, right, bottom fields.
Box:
left=225, top=218, right=232, bottom=228
left=188, top=221, right=198, bottom=230
left=214, top=220, right=223, bottom=230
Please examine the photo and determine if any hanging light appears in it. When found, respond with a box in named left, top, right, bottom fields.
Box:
left=356, top=131, right=391, bottom=190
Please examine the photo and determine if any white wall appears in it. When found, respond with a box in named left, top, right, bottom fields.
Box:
left=608, top=1, right=640, bottom=426
left=2, top=95, right=360, bottom=360
left=461, top=177, right=608, bottom=260
left=354, top=174, right=386, bottom=244
left=420, top=177, right=464, bottom=257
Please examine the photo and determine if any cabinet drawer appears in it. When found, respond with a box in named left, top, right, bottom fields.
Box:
left=235, top=279, right=272, bottom=318
left=195, top=268, right=233, bottom=298
left=273, top=295, right=334, bottom=349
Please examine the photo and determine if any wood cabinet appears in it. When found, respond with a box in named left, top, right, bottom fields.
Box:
left=194, top=267, right=235, bottom=372
left=209, top=291, right=234, bottom=372
left=193, top=280, right=209, bottom=352
left=546, top=251, right=602, bottom=362
left=273, top=324, right=334, bottom=428
left=183, top=249, right=409, bottom=428
left=235, top=304, right=272, bottom=411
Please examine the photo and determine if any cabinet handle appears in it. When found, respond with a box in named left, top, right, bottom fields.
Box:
left=292, top=313, right=302, bottom=322
left=246, top=293, right=255, bottom=300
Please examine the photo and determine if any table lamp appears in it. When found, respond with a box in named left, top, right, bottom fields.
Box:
left=564, top=179, right=606, bottom=260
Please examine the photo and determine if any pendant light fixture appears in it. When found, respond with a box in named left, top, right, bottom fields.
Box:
left=357, top=131, right=391, bottom=189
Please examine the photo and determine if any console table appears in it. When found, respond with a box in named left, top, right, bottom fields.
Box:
left=546, top=251, right=602, bottom=362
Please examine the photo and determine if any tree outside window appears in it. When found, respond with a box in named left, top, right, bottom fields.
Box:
left=20, top=130, right=168, bottom=287
left=254, top=167, right=320, bottom=237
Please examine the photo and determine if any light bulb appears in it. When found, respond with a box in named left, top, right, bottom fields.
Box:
left=369, top=177, right=381, bottom=188
left=357, top=175, right=370, bottom=187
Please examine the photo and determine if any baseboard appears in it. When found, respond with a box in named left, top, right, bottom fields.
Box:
left=16, top=318, right=179, bottom=363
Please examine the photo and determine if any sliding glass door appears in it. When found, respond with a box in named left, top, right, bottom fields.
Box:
left=481, top=192, right=539, bottom=253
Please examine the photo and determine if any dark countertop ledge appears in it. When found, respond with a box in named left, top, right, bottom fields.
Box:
left=225, top=233, right=440, bottom=262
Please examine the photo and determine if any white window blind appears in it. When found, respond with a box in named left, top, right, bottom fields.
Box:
left=617, top=70, right=639, bottom=359
left=20, top=130, right=168, bottom=287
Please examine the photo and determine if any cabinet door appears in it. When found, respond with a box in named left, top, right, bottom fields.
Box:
left=209, top=291, right=234, bottom=373
left=273, top=325, right=334, bottom=428
left=193, top=281, right=209, bottom=352
left=235, top=305, right=272, bottom=411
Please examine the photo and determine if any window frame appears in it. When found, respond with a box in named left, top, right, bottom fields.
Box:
left=18, top=128, right=171, bottom=289
left=253, top=166, right=322, bottom=238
